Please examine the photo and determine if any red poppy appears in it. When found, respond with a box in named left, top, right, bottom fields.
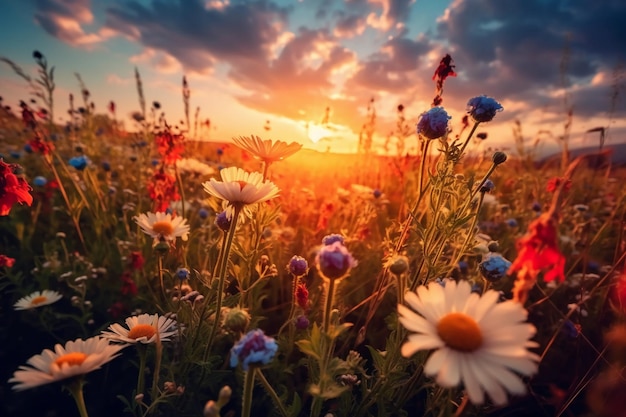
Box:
left=155, top=130, right=185, bottom=165
left=546, top=177, right=572, bottom=193
left=0, top=254, right=16, bottom=268
left=508, top=212, right=565, bottom=303
left=0, top=159, right=33, bottom=216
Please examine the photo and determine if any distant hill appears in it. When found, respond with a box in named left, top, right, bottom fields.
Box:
left=541, top=143, right=626, bottom=166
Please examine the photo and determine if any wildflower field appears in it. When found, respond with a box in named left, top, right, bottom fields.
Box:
left=1, top=51, right=626, bottom=417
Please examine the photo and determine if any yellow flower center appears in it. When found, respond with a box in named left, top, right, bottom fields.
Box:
left=152, top=220, right=174, bottom=236
left=236, top=180, right=249, bottom=191
left=53, top=352, right=88, bottom=368
left=436, top=312, right=483, bottom=352
left=30, top=296, right=48, bottom=305
left=128, top=324, right=156, bottom=340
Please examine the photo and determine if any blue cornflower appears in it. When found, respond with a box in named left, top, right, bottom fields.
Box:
left=230, top=329, right=277, bottom=370
left=416, top=107, right=451, bottom=139
left=102, top=161, right=111, bottom=172
left=373, top=189, right=382, bottom=199
left=505, top=218, right=518, bottom=228
left=480, top=179, right=495, bottom=193
left=176, top=268, right=190, bottom=281
left=466, top=95, right=503, bottom=123
left=33, top=176, right=47, bottom=187
left=68, top=155, right=88, bottom=170
left=23, top=144, right=33, bottom=153
left=10, top=151, right=21, bottom=159
left=478, top=253, right=512, bottom=283
left=198, top=208, right=209, bottom=219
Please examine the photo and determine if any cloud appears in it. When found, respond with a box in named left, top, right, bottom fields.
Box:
left=435, top=0, right=626, bottom=118
left=104, top=0, right=290, bottom=73
left=33, top=0, right=110, bottom=47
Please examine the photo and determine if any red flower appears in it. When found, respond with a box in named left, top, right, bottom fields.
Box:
left=0, top=159, right=33, bottom=216
left=508, top=212, right=566, bottom=303
left=155, top=130, right=185, bottom=165
left=546, top=177, right=572, bottom=193
left=108, top=101, right=116, bottom=114
left=147, top=169, right=180, bottom=212
left=0, top=254, right=16, bottom=268
left=28, top=137, right=54, bottom=155
left=295, top=283, right=309, bottom=311
left=120, top=272, right=138, bottom=296
left=129, top=251, right=145, bottom=271
left=432, top=54, right=457, bottom=83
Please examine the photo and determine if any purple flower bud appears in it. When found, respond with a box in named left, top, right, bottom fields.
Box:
left=287, top=255, right=308, bottom=276
left=215, top=211, right=231, bottom=232
left=322, top=234, right=344, bottom=246
left=230, top=329, right=277, bottom=370
left=416, top=107, right=451, bottom=139
left=295, top=315, right=310, bottom=330
left=316, top=241, right=356, bottom=280
left=466, top=95, right=503, bottom=123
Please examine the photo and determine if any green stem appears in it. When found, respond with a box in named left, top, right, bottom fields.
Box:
left=136, top=344, right=148, bottom=396
left=322, top=277, right=337, bottom=332
left=278, top=274, right=300, bottom=336
left=241, top=368, right=255, bottom=417
left=67, top=378, right=89, bottom=417
left=205, top=206, right=241, bottom=358
left=151, top=330, right=162, bottom=403
left=255, top=368, right=289, bottom=417
left=157, top=254, right=166, bottom=303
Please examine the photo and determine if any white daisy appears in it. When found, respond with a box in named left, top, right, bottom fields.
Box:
left=14, top=290, right=63, bottom=310
left=202, top=166, right=280, bottom=219
left=232, top=135, right=302, bottom=164
left=101, top=313, right=178, bottom=346
left=9, top=336, right=123, bottom=391
left=134, top=211, right=190, bottom=246
left=398, top=280, right=539, bottom=406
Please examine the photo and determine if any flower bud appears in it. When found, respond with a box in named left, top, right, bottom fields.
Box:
left=388, top=255, right=409, bottom=275
left=316, top=241, right=357, bottom=280
left=222, top=307, right=251, bottom=334
left=287, top=255, right=308, bottom=276
left=492, top=151, right=507, bottom=165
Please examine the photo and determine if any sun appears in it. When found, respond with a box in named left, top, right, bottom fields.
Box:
left=307, top=123, right=334, bottom=143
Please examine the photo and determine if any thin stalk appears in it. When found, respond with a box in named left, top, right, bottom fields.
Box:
left=457, top=122, right=479, bottom=157
left=241, top=369, right=255, bottom=417
left=322, top=277, right=337, bottom=332
left=67, top=378, right=89, bottom=417
left=255, top=368, right=290, bottom=417
left=157, top=255, right=166, bottom=303
left=150, top=329, right=162, bottom=402
left=205, top=207, right=241, bottom=358
left=278, top=275, right=300, bottom=336
left=136, top=344, right=148, bottom=395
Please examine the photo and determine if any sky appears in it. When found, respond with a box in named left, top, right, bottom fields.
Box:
left=1, top=0, right=625, bottom=155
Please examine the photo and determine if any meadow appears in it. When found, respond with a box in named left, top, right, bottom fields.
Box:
left=0, top=51, right=625, bottom=417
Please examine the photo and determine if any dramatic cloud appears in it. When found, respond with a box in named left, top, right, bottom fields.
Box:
left=104, top=0, right=290, bottom=73
left=33, top=0, right=110, bottom=47
left=436, top=0, right=626, bottom=118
